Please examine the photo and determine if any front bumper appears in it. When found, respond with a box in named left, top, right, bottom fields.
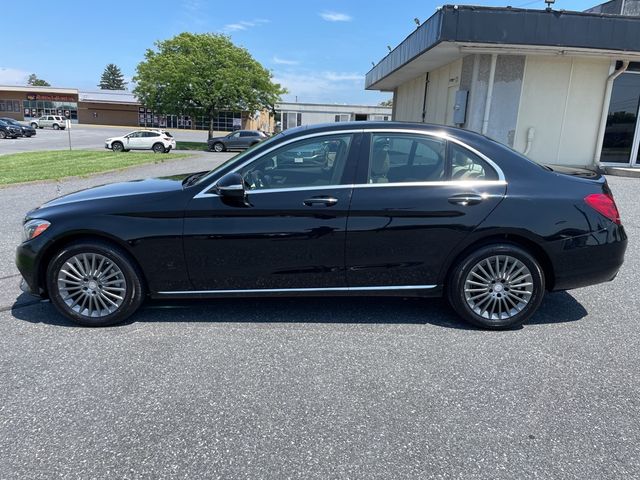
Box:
left=16, top=237, right=47, bottom=297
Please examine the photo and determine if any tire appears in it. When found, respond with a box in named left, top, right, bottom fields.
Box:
left=0, top=131, right=6, bottom=139
left=46, top=240, right=145, bottom=327
left=152, top=142, right=165, bottom=153
left=30, top=123, right=38, bottom=129
left=111, top=141, right=124, bottom=152
left=447, top=244, right=545, bottom=330
left=25, top=133, right=32, bottom=138
left=213, top=142, right=225, bottom=152
left=39, top=126, right=43, bottom=129
left=53, top=124, right=60, bottom=130
left=163, top=147, right=171, bottom=153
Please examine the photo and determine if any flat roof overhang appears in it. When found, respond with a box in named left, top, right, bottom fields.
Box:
left=366, top=5, right=640, bottom=91
left=0, top=85, right=78, bottom=95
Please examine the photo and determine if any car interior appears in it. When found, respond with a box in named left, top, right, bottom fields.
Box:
left=368, top=134, right=497, bottom=183
left=241, top=135, right=352, bottom=190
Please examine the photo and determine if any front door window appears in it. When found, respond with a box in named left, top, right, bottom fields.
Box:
left=239, top=134, right=353, bottom=190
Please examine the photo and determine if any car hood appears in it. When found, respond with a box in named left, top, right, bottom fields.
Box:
left=39, top=174, right=191, bottom=209
left=208, top=136, right=227, bottom=143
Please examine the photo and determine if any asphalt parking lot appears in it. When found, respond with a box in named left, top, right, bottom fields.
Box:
left=0, top=161, right=638, bottom=478
left=0, top=124, right=214, bottom=156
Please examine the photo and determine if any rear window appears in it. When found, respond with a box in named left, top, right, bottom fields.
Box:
left=162, top=131, right=173, bottom=138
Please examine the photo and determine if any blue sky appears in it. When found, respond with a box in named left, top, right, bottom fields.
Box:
left=2, top=0, right=598, bottom=105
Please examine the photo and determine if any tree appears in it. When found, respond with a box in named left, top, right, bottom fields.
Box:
left=133, top=33, right=286, bottom=139
left=27, top=74, right=50, bottom=87
left=379, top=98, right=393, bottom=107
left=99, top=64, right=127, bottom=90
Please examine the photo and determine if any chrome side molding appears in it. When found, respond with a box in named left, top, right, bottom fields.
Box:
left=157, top=284, right=437, bottom=295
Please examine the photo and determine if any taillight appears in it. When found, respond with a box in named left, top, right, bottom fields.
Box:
left=584, top=193, right=621, bottom=225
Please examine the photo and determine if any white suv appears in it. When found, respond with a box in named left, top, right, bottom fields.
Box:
left=31, top=115, right=66, bottom=130
left=105, top=130, right=176, bottom=153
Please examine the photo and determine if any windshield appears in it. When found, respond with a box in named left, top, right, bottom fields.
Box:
left=192, top=131, right=286, bottom=186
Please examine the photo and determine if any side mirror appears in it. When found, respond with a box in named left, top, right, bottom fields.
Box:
left=215, top=172, right=245, bottom=199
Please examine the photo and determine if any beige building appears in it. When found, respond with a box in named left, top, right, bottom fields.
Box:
left=365, top=1, right=640, bottom=170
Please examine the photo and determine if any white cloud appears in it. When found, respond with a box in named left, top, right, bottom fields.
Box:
left=320, top=11, right=352, bottom=22
left=0, top=67, right=30, bottom=85
left=273, top=56, right=299, bottom=66
left=273, top=70, right=365, bottom=103
left=324, top=72, right=363, bottom=82
left=222, top=18, right=269, bottom=33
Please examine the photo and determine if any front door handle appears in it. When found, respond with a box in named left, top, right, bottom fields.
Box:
left=303, top=196, right=338, bottom=207
left=448, top=193, right=484, bottom=206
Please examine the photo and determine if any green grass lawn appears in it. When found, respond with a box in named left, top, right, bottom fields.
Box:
left=0, top=150, right=190, bottom=186
left=175, top=141, right=209, bottom=151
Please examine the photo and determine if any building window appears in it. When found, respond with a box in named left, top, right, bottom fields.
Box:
left=335, top=114, right=350, bottom=122
left=370, top=115, right=390, bottom=121
left=282, top=112, right=302, bottom=130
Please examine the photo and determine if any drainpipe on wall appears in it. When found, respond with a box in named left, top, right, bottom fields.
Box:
left=594, top=60, right=629, bottom=166
left=482, top=54, right=498, bottom=135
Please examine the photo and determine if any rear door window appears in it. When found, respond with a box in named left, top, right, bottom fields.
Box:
left=449, top=143, right=498, bottom=181
left=368, top=133, right=446, bottom=183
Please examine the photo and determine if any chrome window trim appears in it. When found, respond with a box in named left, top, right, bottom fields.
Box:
left=196, top=180, right=507, bottom=198
left=193, top=128, right=506, bottom=199
left=157, top=284, right=437, bottom=295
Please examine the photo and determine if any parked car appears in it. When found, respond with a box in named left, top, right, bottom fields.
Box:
left=30, top=115, right=66, bottom=130
left=105, top=130, right=176, bottom=153
left=0, top=119, right=22, bottom=139
left=208, top=130, right=267, bottom=152
left=16, top=122, right=627, bottom=329
left=0, top=117, right=36, bottom=137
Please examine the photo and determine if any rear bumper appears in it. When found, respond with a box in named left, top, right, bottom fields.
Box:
left=548, top=223, right=627, bottom=291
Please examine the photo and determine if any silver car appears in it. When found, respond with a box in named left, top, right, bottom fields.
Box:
left=31, top=115, right=66, bottom=130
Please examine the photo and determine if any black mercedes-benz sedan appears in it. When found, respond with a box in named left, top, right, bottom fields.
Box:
left=16, top=122, right=627, bottom=329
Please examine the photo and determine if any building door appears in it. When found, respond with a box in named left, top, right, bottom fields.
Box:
left=600, top=71, right=640, bottom=167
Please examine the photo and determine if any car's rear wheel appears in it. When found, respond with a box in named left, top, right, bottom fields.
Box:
left=111, top=141, right=124, bottom=152
left=213, top=142, right=224, bottom=152
left=152, top=142, right=165, bottom=153
left=447, top=244, right=545, bottom=329
left=46, top=241, right=144, bottom=327
left=30, top=122, right=38, bottom=129
left=53, top=124, right=60, bottom=130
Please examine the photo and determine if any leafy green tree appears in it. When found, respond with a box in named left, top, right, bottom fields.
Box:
left=379, top=98, right=393, bottom=107
left=133, top=33, right=285, bottom=139
left=99, top=64, right=127, bottom=90
left=27, top=74, right=50, bottom=87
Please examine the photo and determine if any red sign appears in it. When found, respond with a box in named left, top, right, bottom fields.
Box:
left=26, top=94, right=76, bottom=102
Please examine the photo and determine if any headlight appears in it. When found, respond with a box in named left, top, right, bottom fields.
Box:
left=23, top=219, right=50, bottom=242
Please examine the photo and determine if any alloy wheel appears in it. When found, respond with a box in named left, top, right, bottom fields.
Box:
left=463, top=254, right=534, bottom=321
left=56, top=253, right=127, bottom=318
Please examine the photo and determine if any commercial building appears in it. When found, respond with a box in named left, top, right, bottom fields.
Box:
left=0, top=85, right=391, bottom=133
left=365, top=1, right=640, bottom=170
left=275, top=102, right=391, bottom=131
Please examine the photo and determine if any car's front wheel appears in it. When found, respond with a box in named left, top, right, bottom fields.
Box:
left=46, top=241, right=145, bottom=327
left=212, top=142, right=225, bottom=152
left=447, top=244, right=545, bottom=329
left=0, top=131, right=6, bottom=139
left=30, top=123, right=38, bottom=129
left=111, top=141, right=124, bottom=152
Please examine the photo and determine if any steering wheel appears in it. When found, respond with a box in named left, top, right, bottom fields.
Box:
left=247, top=169, right=270, bottom=189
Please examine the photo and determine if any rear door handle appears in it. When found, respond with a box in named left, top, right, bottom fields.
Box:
left=303, top=196, right=338, bottom=207
left=448, top=193, right=484, bottom=206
